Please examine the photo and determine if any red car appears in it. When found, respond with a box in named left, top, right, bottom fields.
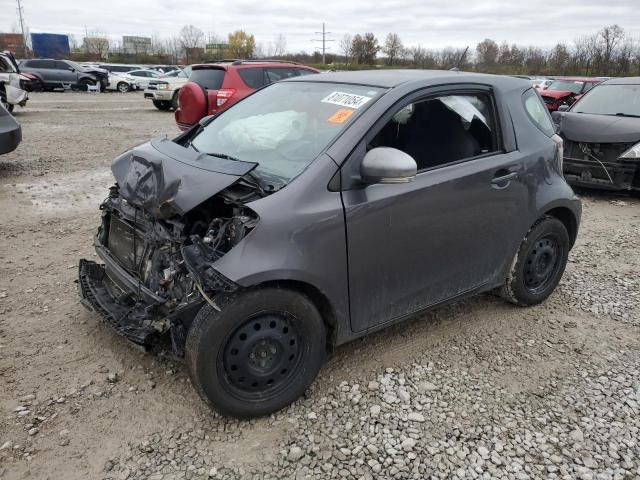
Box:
left=539, top=77, right=602, bottom=111
left=175, top=60, right=320, bottom=131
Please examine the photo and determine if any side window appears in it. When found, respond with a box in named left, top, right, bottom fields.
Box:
left=55, top=61, right=70, bottom=70
left=238, top=68, right=265, bottom=89
left=265, top=68, right=297, bottom=83
left=41, top=60, right=58, bottom=69
left=523, top=89, right=555, bottom=137
left=583, top=82, right=596, bottom=93
left=368, top=93, right=497, bottom=171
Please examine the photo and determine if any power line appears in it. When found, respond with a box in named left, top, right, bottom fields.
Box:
left=311, top=22, right=334, bottom=65
left=16, top=0, right=28, bottom=57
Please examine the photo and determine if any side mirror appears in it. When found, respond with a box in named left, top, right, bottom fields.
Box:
left=557, top=104, right=570, bottom=112
left=361, top=147, right=417, bottom=184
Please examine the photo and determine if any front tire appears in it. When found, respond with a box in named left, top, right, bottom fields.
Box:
left=117, top=82, right=131, bottom=93
left=185, top=287, right=326, bottom=418
left=152, top=99, right=171, bottom=111
left=79, top=78, right=95, bottom=91
left=500, top=216, right=570, bottom=306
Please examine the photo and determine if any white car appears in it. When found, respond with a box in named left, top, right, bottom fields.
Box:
left=144, top=67, right=191, bottom=111
left=533, top=79, right=553, bottom=90
left=125, top=69, right=162, bottom=89
left=0, top=51, right=28, bottom=113
left=106, top=72, right=139, bottom=93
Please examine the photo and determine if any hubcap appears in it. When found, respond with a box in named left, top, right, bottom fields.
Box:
left=523, top=236, right=560, bottom=293
left=222, top=314, right=300, bottom=394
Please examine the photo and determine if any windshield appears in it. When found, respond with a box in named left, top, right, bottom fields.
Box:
left=548, top=80, right=583, bottom=94
left=573, top=84, right=640, bottom=116
left=190, top=82, right=385, bottom=187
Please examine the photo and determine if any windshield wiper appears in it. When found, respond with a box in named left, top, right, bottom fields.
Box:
left=205, top=152, right=273, bottom=196
left=614, top=113, right=640, bottom=118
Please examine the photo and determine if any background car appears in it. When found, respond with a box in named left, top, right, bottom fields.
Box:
left=19, top=59, right=108, bottom=91
left=125, top=69, right=162, bottom=89
left=174, top=60, right=319, bottom=130
left=533, top=78, right=553, bottom=90
left=539, top=77, right=602, bottom=111
left=553, top=77, right=640, bottom=193
left=100, top=63, right=143, bottom=74
left=144, top=66, right=192, bottom=111
left=0, top=51, right=29, bottom=112
left=105, top=72, right=139, bottom=93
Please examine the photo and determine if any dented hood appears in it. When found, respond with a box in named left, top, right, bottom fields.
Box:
left=112, top=136, right=257, bottom=218
left=557, top=112, right=640, bottom=144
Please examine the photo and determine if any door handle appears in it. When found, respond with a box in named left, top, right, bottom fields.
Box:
left=491, top=171, right=518, bottom=185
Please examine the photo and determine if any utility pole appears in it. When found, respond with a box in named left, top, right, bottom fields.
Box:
left=311, top=22, right=334, bottom=65
left=16, top=0, right=27, bottom=57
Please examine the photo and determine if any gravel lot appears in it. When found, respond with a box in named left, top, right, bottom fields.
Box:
left=0, top=93, right=639, bottom=480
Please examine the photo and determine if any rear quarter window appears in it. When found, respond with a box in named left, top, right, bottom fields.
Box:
left=238, top=68, right=265, bottom=89
left=523, top=89, right=555, bottom=137
left=189, top=69, right=225, bottom=90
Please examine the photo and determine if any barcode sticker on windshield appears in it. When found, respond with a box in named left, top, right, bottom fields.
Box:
left=322, top=91, right=372, bottom=109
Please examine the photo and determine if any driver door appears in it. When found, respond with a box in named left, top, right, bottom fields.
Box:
left=342, top=87, right=531, bottom=332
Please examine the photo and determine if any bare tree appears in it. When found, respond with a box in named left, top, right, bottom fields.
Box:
left=339, top=34, right=353, bottom=64
left=475, top=38, right=499, bottom=69
left=179, top=25, right=204, bottom=62
left=273, top=34, right=287, bottom=57
left=383, top=33, right=403, bottom=66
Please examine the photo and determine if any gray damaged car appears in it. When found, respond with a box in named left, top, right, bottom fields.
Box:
left=79, top=70, right=581, bottom=417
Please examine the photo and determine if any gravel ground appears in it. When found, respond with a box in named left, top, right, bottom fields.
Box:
left=0, top=93, right=639, bottom=480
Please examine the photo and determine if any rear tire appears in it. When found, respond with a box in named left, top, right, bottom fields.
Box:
left=500, top=216, right=570, bottom=306
left=185, top=287, right=326, bottom=418
left=152, top=100, right=171, bottom=111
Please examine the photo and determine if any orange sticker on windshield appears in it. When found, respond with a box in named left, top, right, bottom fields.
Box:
left=328, top=108, right=354, bottom=124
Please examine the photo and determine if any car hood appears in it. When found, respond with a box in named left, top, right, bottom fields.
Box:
left=556, top=112, right=640, bottom=144
left=540, top=89, right=573, bottom=100
left=112, top=136, right=257, bottom=218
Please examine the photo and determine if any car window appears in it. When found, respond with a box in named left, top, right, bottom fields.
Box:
left=238, top=68, right=265, bottom=89
left=265, top=68, right=298, bottom=83
left=35, top=60, right=56, bottom=69
left=296, top=69, right=316, bottom=77
left=572, top=84, right=640, bottom=117
left=55, top=61, right=71, bottom=70
left=523, top=89, right=555, bottom=137
left=189, top=69, right=225, bottom=90
left=368, top=93, right=497, bottom=171
left=191, top=82, right=385, bottom=187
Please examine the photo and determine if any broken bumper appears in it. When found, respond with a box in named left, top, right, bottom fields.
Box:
left=78, top=258, right=165, bottom=346
left=563, top=156, right=640, bottom=192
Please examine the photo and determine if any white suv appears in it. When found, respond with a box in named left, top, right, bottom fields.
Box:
left=0, top=52, right=28, bottom=113
left=143, top=67, right=191, bottom=111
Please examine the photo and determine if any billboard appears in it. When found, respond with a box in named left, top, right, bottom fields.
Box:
left=31, top=33, right=70, bottom=58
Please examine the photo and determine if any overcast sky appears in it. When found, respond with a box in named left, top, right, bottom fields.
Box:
left=2, top=0, right=640, bottom=53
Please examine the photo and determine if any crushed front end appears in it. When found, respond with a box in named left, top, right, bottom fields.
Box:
left=563, top=140, right=640, bottom=192
left=78, top=136, right=261, bottom=353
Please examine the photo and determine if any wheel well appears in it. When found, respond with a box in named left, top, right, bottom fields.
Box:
left=255, top=280, right=337, bottom=353
left=544, top=207, right=578, bottom=247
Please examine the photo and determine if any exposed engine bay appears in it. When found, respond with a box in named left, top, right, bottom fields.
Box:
left=79, top=136, right=264, bottom=353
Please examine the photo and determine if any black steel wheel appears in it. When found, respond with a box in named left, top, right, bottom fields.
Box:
left=500, top=216, right=570, bottom=306
left=185, top=287, right=326, bottom=418
left=220, top=313, right=303, bottom=398
left=522, top=235, right=564, bottom=295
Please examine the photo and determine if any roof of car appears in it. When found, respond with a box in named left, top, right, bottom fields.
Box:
left=602, top=76, right=640, bottom=85
left=285, top=69, right=528, bottom=89
left=555, top=76, right=602, bottom=82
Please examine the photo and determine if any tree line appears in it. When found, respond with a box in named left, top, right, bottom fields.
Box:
left=68, top=23, right=639, bottom=77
